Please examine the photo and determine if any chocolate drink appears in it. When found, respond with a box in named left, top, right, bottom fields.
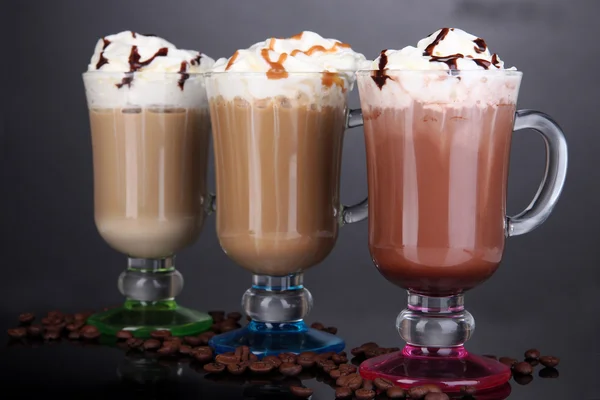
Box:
left=210, top=98, right=346, bottom=276
left=363, top=102, right=515, bottom=295
left=90, top=107, right=211, bottom=259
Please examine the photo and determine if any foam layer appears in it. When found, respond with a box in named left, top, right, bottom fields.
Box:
left=209, top=31, right=367, bottom=105
left=84, top=31, right=215, bottom=108
left=359, top=28, right=521, bottom=108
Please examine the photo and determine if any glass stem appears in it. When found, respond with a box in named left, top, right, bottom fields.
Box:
left=118, top=256, right=183, bottom=307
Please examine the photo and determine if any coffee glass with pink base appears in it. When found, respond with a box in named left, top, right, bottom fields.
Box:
left=355, top=66, right=568, bottom=392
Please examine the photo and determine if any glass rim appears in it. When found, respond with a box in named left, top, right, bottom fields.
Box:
left=203, top=70, right=357, bottom=77
left=82, top=71, right=206, bottom=76
left=356, top=69, right=523, bottom=76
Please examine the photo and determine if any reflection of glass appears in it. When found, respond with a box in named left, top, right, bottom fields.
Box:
left=83, top=72, right=213, bottom=337
left=117, top=351, right=182, bottom=386
left=205, top=72, right=368, bottom=356
left=356, top=70, right=568, bottom=392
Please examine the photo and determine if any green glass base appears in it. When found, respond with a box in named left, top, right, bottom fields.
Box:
left=87, top=300, right=213, bottom=338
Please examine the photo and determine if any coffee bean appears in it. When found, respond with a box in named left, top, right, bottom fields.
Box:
left=360, top=342, right=379, bottom=349
left=74, top=312, right=90, bottom=322
left=116, top=330, right=133, bottom=340
left=482, top=354, right=497, bottom=360
left=364, top=347, right=388, bottom=359
left=279, top=362, right=302, bottom=376
left=208, top=311, right=225, bottom=322
left=150, top=330, right=172, bottom=339
left=157, top=343, right=177, bottom=356
left=374, top=377, right=394, bottom=390
left=344, top=374, right=363, bottom=390
left=66, top=322, right=84, bottom=332
left=18, top=313, right=35, bottom=324
left=192, top=346, right=213, bottom=363
left=319, top=360, right=337, bottom=373
left=43, top=330, right=61, bottom=340
left=177, top=344, right=192, bottom=355
left=330, top=369, right=342, bottom=379
left=263, top=355, right=282, bottom=367
left=48, top=311, right=64, bottom=320
left=249, top=361, right=274, bottom=374
left=126, top=338, right=144, bottom=348
left=67, top=331, right=80, bottom=340
left=513, top=361, right=533, bottom=375
left=524, top=348, right=540, bottom=360
left=219, top=320, right=239, bottom=333
left=41, top=317, right=54, bottom=325
left=351, top=346, right=366, bottom=356
left=338, top=364, right=357, bottom=374
left=355, top=388, right=376, bottom=400
left=7, top=327, right=27, bottom=339
left=326, top=326, right=338, bottom=334
left=216, top=352, right=239, bottom=365
left=81, top=325, right=100, bottom=340
left=182, top=336, right=201, bottom=346
left=335, top=386, right=353, bottom=399
left=409, top=384, right=441, bottom=399
left=539, top=355, right=560, bottom=368
left=289, top=386, right=313, bottom=398
left=198, top=331, right=215, bottom=344
left=210, top=323, right=222, bottom=333
left=227, top=362, right=247, bottom=375
left=386, top=386, right=406, bottom=398
left=204, top=362, right=226, bottom=373
left=332, top=353, right=348, bottom=364
left=297, top=353, right=316, bottom=368
left=527, top=359, right=539, bottom=367
left=316, top=351, right=336, bottom=360
left=513, top=374, right=533, bottom=385
left=236, top=345, right=251, bottom=362
left=362, top=380, right=374, bottom=390
left=278, top=352, right=297, bottom=363
left=539, top=367, right=559, bottom=378
left=424, top=393, right=449, bottom=400
left=27, top=325, right=43, bottom=337
left=461, top=386, right=476, bottom=395
left=499, top=357, right=517, bottom=367
left=310, top=322, right=325, bottom=330
left=227, top=312, right=242, bottom=322
left=143, top=339, right=161, bottom=350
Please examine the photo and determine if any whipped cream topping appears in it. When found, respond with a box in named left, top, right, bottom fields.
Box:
left=368, top=28, right=514, bottom=73
left=208, top=31, right=367, bottom=107
left=84, top=31, right=215, bottom=108
left=359, top=28, right=521, bottom=108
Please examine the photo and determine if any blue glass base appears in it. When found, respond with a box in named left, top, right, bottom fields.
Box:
left=209, top=320, right=345, bottom=357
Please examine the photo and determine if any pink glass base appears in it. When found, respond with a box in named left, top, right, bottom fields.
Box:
left=359, top=345, right=511, bottom=393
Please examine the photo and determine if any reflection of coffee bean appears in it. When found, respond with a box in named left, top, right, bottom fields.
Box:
left=18, top=313, right=35, bottom=324
left=355, top=388, right=376, bottom=400
left=249, top=361, right=274, bottom=374
left=499, top=357, right=517, bottom=367
left=227, top=363, right=247, bottom=375
left=386, top=386, right=406, bottom=398
left=524, top=348, right=540, bottom=360
left=374, top=377, right=394, bottom=390
left=68, top=331, right=80, bottom=340
left=203, top=362, right=225, bottom=373
left=461, top=386, right=476, bottom=395
left=7, top=328, right=27, bottom=339
left=513, top=361, right=533, bottom=375
left=150, top=330, right=172, bottom=339
left=289, top=386, right=313, bottom=398
left=116, top=330, right=133, bottom=340
left=539, top=355, right=560, bottom=368
left=280, top=362, right=302, bottom=376
left=126, top=338, right=144, bottom=348
left=335, top=386, right=353, bottom=399
left=513, top=374, right=533, bottom=385
left=539, top=367, right=559, bottom=378
left=425, top=393, right=449, bottom=400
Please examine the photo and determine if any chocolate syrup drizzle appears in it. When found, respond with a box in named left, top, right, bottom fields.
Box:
left=178, top=61, right=190, bottom=90
left=116, top=46, right=169, bottom=88
left=473, top=37, right=487, bottom=53
left=371, top=49, right=390, bottom=90
left=131, top=31, right=137, bottom=38
left=95, top=38, right=111, bottom=69
left=424, top=28, right=498, bottom=71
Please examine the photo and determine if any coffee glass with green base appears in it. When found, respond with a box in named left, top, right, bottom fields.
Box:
left=83, top=71, right=213, bottom=337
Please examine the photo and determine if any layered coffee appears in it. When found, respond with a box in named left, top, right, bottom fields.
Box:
left=358, top=28, right=521, bottom=295
left=84, top=31, right=215, bottom=259
left=208, top=31, right=368, bottom=276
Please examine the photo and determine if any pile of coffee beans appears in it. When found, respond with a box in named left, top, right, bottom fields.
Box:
left=484, top=348, right=560, bottom=385
left=6, top=310, right=560, bottom=399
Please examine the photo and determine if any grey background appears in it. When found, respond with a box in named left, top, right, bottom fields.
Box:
left=2, top=0, right=599, bottom=398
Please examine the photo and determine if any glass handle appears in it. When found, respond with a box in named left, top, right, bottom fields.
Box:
left=507, top=110, right=568, bottom=237
left=341, top=108, right=368, bottom=225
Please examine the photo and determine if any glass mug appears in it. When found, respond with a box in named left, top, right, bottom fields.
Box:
left=355, top=69, right=568, bottom=391
left=205, top=71, right=368, bottom=356
left=82, top=72, right=214, bottom=337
